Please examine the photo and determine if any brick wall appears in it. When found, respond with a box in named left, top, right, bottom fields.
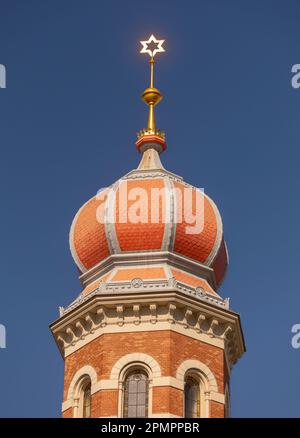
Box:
left=63, top=329, right=226, bottom=418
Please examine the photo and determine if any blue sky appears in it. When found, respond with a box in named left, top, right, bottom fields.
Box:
left=0, top=0, right=299, bottom=417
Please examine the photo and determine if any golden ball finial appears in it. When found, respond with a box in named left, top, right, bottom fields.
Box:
left=141, top=87, right=163, bottom=106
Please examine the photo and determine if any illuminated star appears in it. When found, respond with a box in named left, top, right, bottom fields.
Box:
left=140, top=34, right=165, bottom=58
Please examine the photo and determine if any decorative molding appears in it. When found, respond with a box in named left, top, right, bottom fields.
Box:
left=149, top=303, right=157, bottom=323
left=64, top=277, right=227, bottom=317
left=123, top=168, right=183, bottom=184
left=133, top=304, right=140, bottom=325
left=79, top=251, right=218, bottom=291
left=110, top=353, right=161, bottom=380
left=176, top=359, right=221, bottom=418
left=131, top=278, right=143, bottom=288
left=183, top=309, right=193, bottom=328
left=116, top=305, right=124, bottom=327
left=196, top=313, right=206, bottom=333
left=67, top=365, right=98, bottom=401
left=176, top=359, right=218, bottom=393
left=168, top=276, right=177, bottom=288
left=168, top=303, right=176, bottom=323
left=51, top=291, right=244, bottom=366
left=97, top=306, right=107, bottom=327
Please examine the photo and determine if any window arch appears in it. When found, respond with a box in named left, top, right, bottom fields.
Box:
left=177, top=360, right=219, bottom=418
left=75, top=375, right=92, bottom=418
left=65, top=365, right=97, bottom=418
left=184, top=373, right=201, bottom=418
left=123, top=368, right=149, bottom=418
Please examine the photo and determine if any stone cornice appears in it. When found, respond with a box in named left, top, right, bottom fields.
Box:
left=63, top=277, right=227, bottom=316
left=123, top=168, right=183, bottom=183
left=50, top=290, right=245, bottom=368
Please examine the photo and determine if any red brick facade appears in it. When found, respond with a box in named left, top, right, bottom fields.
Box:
left=62, top=329, right=227, bottom=418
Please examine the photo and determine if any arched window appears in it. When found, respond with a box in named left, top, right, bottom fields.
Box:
left=82, top=381, right=91, bottom=418
left=184, top=375, right=200, bottom=418
left=123, top=369, right=149, bottom=418
left=74, top=377, right=92, bottom=418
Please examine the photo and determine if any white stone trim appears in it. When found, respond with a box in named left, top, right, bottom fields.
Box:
left=93, top=379, right=119, bottom=391
left=161, top=176, right=175, bottom=251
left=64, top=276, right=227, bottom=317
left=104, top=182, right=120, bottom=254
left=113, top=356, right=157, bottom=418
left=62, top=399, right=73, bottom=412
left=176, top=359, right=222, bottom=418
left=203, top=193, right=223, bottom=267
left=79, top=250, right=217, bottom=291
left=176, top=359, right=218, bottom=393
left=211, top=392, right=225, bottom=404
left=169, top=266, right=221, bottom=298
left=62, top=372, right=225, bottom=415
left=110, top=353, right=161, bottom=380
left=152, top=376, right=183, bottom=390
left=52, top=290, right=243, bottom=365
left=124, top=168, right=183, bottom=183
left=61, top=321, right=224, bottom=358
left=90, top=376, right=183, bottom=392
left=64, top=364, right=98, bottom=417
left=217, top=240, right=229, bottom=287
left=106, top=267, right=117, bottom=282
left=67, top=365, right=98, bottom=401
left=69, top=196, right=94, bottom=273
left=168, top=178, right=177, bottom=251
left=137, top=147, right=165, bottom=169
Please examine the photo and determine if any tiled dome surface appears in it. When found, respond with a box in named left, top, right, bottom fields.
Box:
left=70, top=175, right=228, bottom=287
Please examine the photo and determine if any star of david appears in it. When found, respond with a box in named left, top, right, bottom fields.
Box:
left=140, top=35, right=165, bottom=58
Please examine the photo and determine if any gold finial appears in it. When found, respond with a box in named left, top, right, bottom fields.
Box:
left=137, top=35, right=165, bottom=141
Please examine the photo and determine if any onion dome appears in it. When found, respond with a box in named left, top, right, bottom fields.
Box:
left=69, top=35, right=228, bottom=292
left=70, top=166, right=228, bottom=286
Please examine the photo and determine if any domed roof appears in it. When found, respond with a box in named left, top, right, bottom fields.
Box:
left=69, top=42, right=228, bottom=290
left=69, top=145, right=228, bottom=287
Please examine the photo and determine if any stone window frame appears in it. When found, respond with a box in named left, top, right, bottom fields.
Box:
left=110, top=353, right=161, bottom=418
left=66, top=365, right=97, bottom=418
left=122, top=366, right=150, bottom=418
left=176, top=359, right=219, bottom=418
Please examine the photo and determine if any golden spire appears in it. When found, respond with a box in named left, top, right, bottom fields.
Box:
left=137, top=35, right=166, bottom=142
